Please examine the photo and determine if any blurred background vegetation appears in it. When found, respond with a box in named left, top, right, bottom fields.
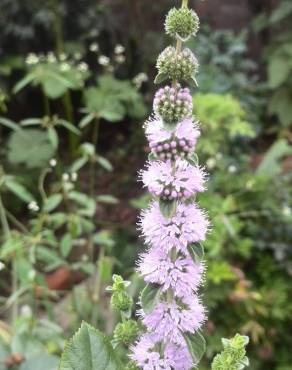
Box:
left=0, top=0, right=291, bottom=369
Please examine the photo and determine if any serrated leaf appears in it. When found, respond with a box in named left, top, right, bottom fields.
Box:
left=58, top=321, right=122, bottom=370
left=5, top=177, right=34, bottom=203
left=187, top=243, right=204, bottom=263
left=154, top=72, right=168, bottom=84
left=184, top=330, right=206, bottom=365
left=44, top=194, right=63, bottom=212
left=159, top=198, right=177, bottom=219
left=140, top=283, right=161, bottom=314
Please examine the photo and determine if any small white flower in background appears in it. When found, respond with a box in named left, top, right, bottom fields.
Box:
left=133, top=72, right=148, bottom=89
left=114, top=44, right=125, bottom=54
left=28, top=201, right=39, bottom=212
left=74, top=52, right=82, bottom=60
left=228, top=165, right=237, bottom=173
left=59, top=53, right=67, bottom=61
left=78, top=62, right=89, bottom=72
left=82, top=254, right=89, bottom=262
left=245, top=180, right=254, bottom=190
left=98, top=55, right=110, bottom=66
left=0, top=261, right=5, bottom=271
left=21, top=305, right=32, bottom=316
left=115, top=55, right=126, bottom=64
left=71, top=172, right=78, bottom=182
left=49, top=158, right=57, bottom=167
left=206, top=158, right=216, bottom=170
left=216, top=152, right=223, bottom=160
left=28, top=269, right=36, bottom=280
left=89, top=42, right=99, bottom=52
left=25, top=53, right=39, bottom=65
left=282, top=205, right=291, bottom=216
left=62, top=173, right=70, bottom=182
left=60, top=62, right=70, bottom=72
left=47, top=52, right=57, bottom=63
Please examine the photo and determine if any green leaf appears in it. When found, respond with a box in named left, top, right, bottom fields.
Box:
left=256, top=139, right=292, bottom=176
left=268, top=57, right=291, bottom=88
left=7, top=129, right=55, bottom=169
left=48, top=127, right=59, bottom=149
left=60, top=233, right=73, bottom=258
left=58, top=119, right=81, bottom=135
left=20, top=354, right=59, bottom=370
left=79, top=113, right=95, bottom=128
left=96, top=195, right=119, bottom=204
left=93, top=231, right=115, bottom=248
left=5, top=177, right=34, bottom=203
left=186, top=153, right=199, bottom=166
left=0, top=117, right=21, bottom=131
left=184, top=330, right=206, bottom=365
left=188, top=243, right=204, bottom=263
left=140, top=283, right=161, bottom=314
left=96, top=155, right=113, bottom=172
left=159, top=198, right=177, bottom=219
left=13, top=73, right=35, bottom=94
left=58, top=321, right=122, bottom=370
left=70, top=157, right=88, bottom=172
left=154, top=72, right=168, bottom=84
left=44, top=194, right=63, bottom=212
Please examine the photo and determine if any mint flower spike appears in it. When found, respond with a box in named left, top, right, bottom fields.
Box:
left=211, top=334, right=250, bottom=370
left=130, top=1, right=209, bottom=369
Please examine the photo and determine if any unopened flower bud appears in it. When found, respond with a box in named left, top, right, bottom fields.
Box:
left=113, top=319, right=139, bottom=345
left=165, top=7, right=200, bottom=41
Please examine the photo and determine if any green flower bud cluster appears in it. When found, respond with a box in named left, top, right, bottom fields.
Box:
left=106, top=275, right=133, bottom=313
left=153, top=84, right=193, bottom=124
left=156, top=46, right=199, bottom=82
left=165, top=7, right=199, bottom=41
left=125, top=361, right=140, bottom=370
left=113, top=319, right=139, bottom=346
left=211, top=334, right=249, bottom=370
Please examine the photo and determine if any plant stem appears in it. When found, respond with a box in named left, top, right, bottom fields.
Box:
left=0, top=195, right=18, bottom=322
left=43, top=92, right=51, bottom=116
left=49, top=0, right=78, bottom=154
left=90, top=118, right=100, bottom=197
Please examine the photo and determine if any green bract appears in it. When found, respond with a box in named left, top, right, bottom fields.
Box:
left=156, top=46, right=199, bottom=82
left=110, top=291, right=133, bottom=312
left=211, top=334, right=249, bottom=370
left=113, top=320, right=139, bottom=345
left=165, top=7, right=200, bottom=41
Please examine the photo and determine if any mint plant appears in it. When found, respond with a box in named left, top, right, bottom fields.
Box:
left=58, top=1, right=250, bottom=369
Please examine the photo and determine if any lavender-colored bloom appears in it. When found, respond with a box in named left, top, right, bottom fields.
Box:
left=140, top=298, right=205, bottom=345
left=141, top=159, right=206, bottom=199
left=145, top=117, right=200, bottom=147
left=140, top=201, right=209, bottom=254
left=138, top=247, right=205, bottom=298
left=130, top=333, right=193, bottom=370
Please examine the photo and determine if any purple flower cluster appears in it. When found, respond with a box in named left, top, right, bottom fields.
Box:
left=146, top=117, right=200, bottom=161
left=153, top=85, right=193, bottom=124
left=130, top=4, right=207, bottom=370
left=141, top=160, right=206, bottom=200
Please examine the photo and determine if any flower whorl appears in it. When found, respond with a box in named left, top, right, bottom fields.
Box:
left=130, top=3, right=208, bottom=370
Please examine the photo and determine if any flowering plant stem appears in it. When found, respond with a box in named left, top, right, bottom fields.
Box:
left=130, top=1, right=208, bottom=369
